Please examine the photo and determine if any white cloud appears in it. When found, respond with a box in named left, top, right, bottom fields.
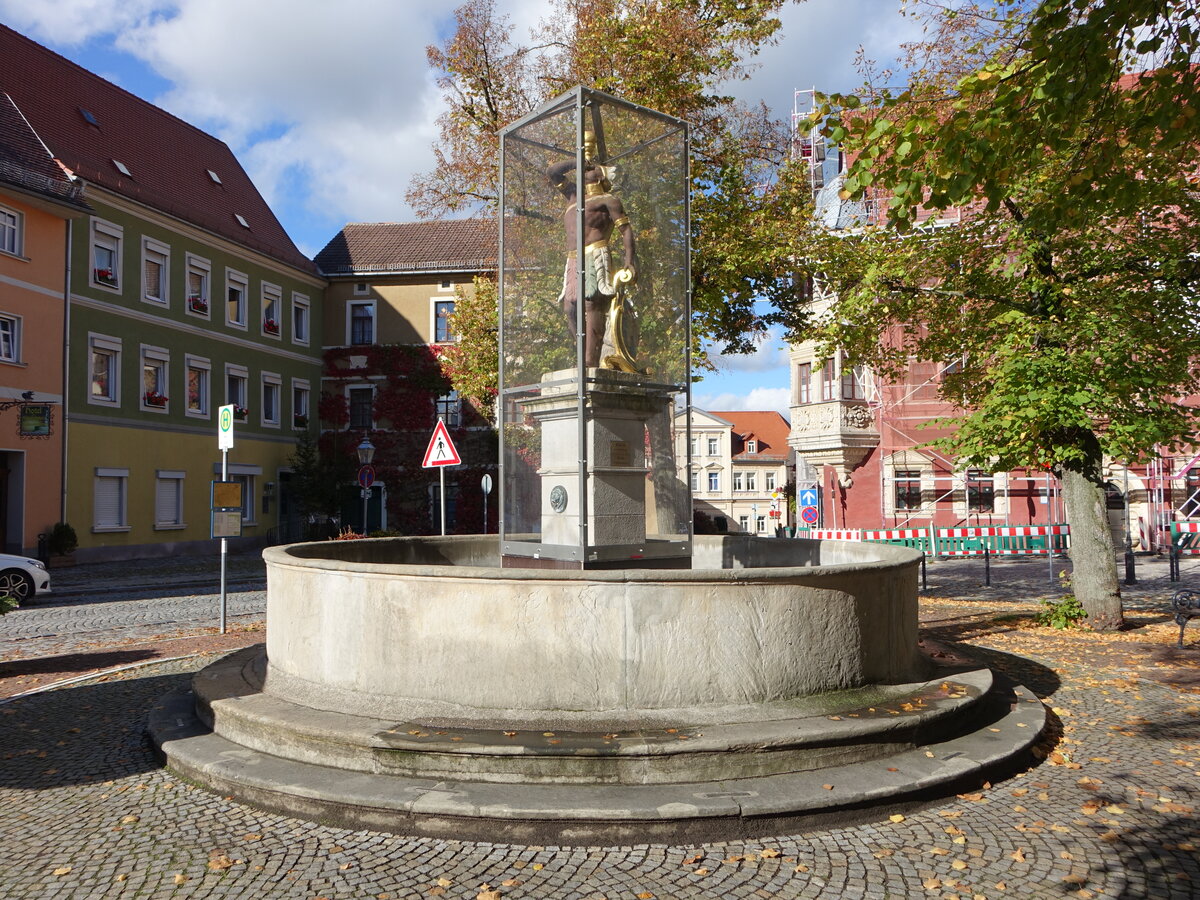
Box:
left=0, top=0, right=166, bottom=46
left=693, top=386, right=792, bottom=418
left=705, top=329, right=791, bottom=374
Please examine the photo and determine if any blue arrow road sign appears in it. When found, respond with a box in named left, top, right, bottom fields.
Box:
left=799, top=488, right=818, bottom=508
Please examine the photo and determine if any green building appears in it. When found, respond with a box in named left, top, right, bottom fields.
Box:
left=1, top=25, right=325, bottom=560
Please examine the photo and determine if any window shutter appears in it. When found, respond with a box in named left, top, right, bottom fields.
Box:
left=156, top=478, right=180, bottom=526
left=95, top=476, right=123, bottom=527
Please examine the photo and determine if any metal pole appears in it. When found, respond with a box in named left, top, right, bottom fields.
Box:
left=1123, top=465, right=1136, bottom=585
left=984, top=547, right=991, bottom=587
left=440, top=466, right=446, bottom=536
left=361, top=487, right=370, bottom=535
left=220, top=447, right=228, bottom=635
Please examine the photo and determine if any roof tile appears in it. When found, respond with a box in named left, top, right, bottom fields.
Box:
left=315, top=220, right=497, bottom=275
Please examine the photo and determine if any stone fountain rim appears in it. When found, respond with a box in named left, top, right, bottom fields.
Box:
left=264, top=534, right=923, bottom=584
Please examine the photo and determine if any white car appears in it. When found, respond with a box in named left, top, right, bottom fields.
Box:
left=0, top=553, right=50, bottom=604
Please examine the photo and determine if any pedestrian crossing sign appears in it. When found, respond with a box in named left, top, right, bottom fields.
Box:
left=422, top=418, right=462, bottom=468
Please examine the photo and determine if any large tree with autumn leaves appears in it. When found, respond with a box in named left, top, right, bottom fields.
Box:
left=802, top=0, right=1200, bottom=630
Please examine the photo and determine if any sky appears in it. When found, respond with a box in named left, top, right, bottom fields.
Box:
left=0, top=0, right=920, bottom=417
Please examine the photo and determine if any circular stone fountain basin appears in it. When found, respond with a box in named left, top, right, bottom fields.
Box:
left=261, top=534, right=926, bottom=728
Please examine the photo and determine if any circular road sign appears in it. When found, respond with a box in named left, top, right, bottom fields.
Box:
left=481, top=473, right=493, bottom=495
left=358, top=465, right=376, bottom=489
left=801, top=506, right=819, bottom=525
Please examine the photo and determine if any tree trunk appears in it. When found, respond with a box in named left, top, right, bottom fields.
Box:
left=1061, top=460, right=1124, bottom=631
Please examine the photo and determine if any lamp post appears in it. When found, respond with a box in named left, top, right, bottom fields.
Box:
left=357, top=436, right=375, bottom=535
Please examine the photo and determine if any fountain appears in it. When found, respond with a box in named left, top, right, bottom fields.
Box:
left=151, top=89, right=1045, bottom=843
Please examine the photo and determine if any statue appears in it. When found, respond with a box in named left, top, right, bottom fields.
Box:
left=548, top=130, right=640, bottom=371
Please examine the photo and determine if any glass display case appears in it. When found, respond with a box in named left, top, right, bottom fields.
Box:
left=498, top=87, right=691, bottom=567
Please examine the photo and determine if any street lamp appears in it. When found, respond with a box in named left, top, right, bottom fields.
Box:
left=357, top=437, right=376, bottom=534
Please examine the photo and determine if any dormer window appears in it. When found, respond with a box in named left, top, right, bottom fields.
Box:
left=746, top=440, right=757, bottom=454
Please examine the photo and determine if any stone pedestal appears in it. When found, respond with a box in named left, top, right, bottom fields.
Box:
left=519, top=368, right=671, bottom=551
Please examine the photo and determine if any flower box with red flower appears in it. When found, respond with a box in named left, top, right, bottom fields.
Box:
left=233, top=405, right=248, bottom=421
left=188, top=296, right=209, bottom=314
left=94, top=268, right=116, bottom=286
left=293, top=414, right=308, bottom=429
left=263, top=318, right=280, bottom=335
left=144, top=390, right=168, bottom=408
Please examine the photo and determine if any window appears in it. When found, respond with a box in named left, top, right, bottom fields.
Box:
left=738, top=515, right=750, bottom=533
left=354, top=282, right=369, bottom=296
left=689, top=470, right=699, bottom=491
left=226, top=269, right=248, bottom=327
left=262, top=283, right=281, bottom=336
left=0, top=315, right=20, bottom=363
left=745, top=471, right=757, bottom=492
left=429, top=482, right=460, bottom=531
left=94, top=467, right=128, bottom=531
left=707, top=437, right=718, bottom=456
left=439, top=279, right=453, bottom=291
left=895, top=470, right=923, bottom=510
left=433, top=299, right=455, bottom=342
left=140, top=345, right=169, bottom=411
left=756, top=515, right=767, bottom=533
left=796, top=362, right=811, bottom=404
left=91, top=219, right=122, bottom=290
left=348, top=386, right=374, bottom=429
left=292, top=293, right=310, bottom=345
left=966, top=469, right=995, bottom=513
left=820, top=359, right=838, bottom=401
left=89, top=333, right=121, bottom=406
left=436, top=390, right=461, bottom=427
left=141, top=238, right=169, bottom=305
left=292, top=379, right=310, bottom=429
left=689, top=436, right=699, bottom=458
left=186, top=356, right=210, bottom=417
left=0, top=204, right=22, bottom=256
left=349, top=301, right=375, bottom=345
left=155, top=470, right=185, bottom=528
left=746, top=440, right=757, bottom=454
left=186, top=255, right=210, bottom=317
left=226, top=364, right=248, bottom=419
left=733, top=471, right=744, bottom=491
left=842, top=365, right=867, bottom=400
left=231, top=474, right=255, bottom=521
left=765, top=472, right=777, bottom=491
left=261, top=373, right=281, bottom=427
left=707, top=471, right=720, bottom=492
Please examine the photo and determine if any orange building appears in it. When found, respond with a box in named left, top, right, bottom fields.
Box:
left=0, top=92, right=91, bottom=555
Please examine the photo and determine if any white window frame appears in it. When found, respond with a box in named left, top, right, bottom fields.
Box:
left=746, top=440, right=757, bottom=454
left=185, top=354, right=211, bottom=419
left=291, top=293, right=310, bottom=346
left=154, top=469, right=186, bottom=530
left=88, top=333, right=122, bottom=407
left=93, top=466, right=129, bottom=532
left=756, top=515, right=767, bottom=534
left=226, top=363, right=249, bottom=419
left=0, top=313, right=21, bottom=364
left=261, top=282, right=282, bottom=338
left=707, top=471, right=720, bottom=492
left=745, top=471, right=758, bottom=492
left=438, top=279, right=454, bottom=292
left=141, top=236, right=170, bottom=306
left=348, top=300, right=376, bottom=346
left=431, top=297, right=456, bottom=343
left=261, top=371, right=282, bottom=428
left=185, top=253, right=211, bottom=319
left=0, top=203, right=23, bottom=257
left=689, top=470, right=699, bottom=492
left=738, top=515, right=750, bottom=533
left=225, top=268, right=248, bottom=329
left=140, top=344, right=170, bottom=413
left=353, top=281, right=369, bottom=296
left=707, top=436, right=719, bottom=456
left=346, top=384, right=375, bottom=430
left=732, top=471, right=744, bottom=492
left=91, top=218, right=123, bottom=292
left=291, top=378, right=310, bottom=430
left=765, top=471, right=777, bottom=492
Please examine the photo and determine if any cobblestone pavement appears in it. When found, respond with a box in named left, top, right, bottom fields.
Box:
left=0, top=552, right=1197, bottom=898
left=1, top=552, right=266, bottom=660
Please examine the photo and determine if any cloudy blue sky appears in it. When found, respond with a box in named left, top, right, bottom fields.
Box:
left=1, top=0, right=919, bottom=415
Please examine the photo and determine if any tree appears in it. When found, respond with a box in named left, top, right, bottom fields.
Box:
left=410, top=0, right=813, bottom=362
left=803, top=0, right=1200, bottom=630
left=439, top=276, right=500, bottom=425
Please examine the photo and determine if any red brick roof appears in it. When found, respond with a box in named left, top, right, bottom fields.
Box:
left=315, top=220, right=497, bottom=275
left=710, top=410, right=791, bottom=460
left=0, top=92, right=90, bottom=212
left=0, top=24, right=314, bottom=273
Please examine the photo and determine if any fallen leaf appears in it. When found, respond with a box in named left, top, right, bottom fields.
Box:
left=822, top=784, right=834, bottom=791
left=873, top=849, right=894, bottom=858
left=930, top=847, right=950, bottom=856
left=437, top=877, right=453, bottom=886
left=120, top=815, right=139, bottom=824
left=52, top=867, right=71, bottom=876
left=115, top=874, right=127, bottom=883
left=208, top=855, right=234, bottom=871
left=695, top=867, right=710, bottom=875
left=923, top=877, right=942, bottom=890
left=759, top=848, right=780, bottom=859
left=682, top=853, right=703, bottom=865
left=794, top=864, right=810, bottom=873
left=501, top=879, right=521, bottom=887
left=952, top=860, right=968, bottom=870
left=429, top=889, right=445, bottom=897
left=476, top=889, right=501, bottom=900
left=532, top=863, right=544, bottom=871
left=244, top=834, right=262, bottom=842
left=174, top=874, right=188, bottom=885
left=1011, top=848, right=1026, bottom=862
left=889, top=814, right=905, bottom=823
left=637, top=893, right=654, bottom=899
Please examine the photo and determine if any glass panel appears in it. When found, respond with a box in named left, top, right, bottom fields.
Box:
left=499, top=89, right=690, bottom=565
